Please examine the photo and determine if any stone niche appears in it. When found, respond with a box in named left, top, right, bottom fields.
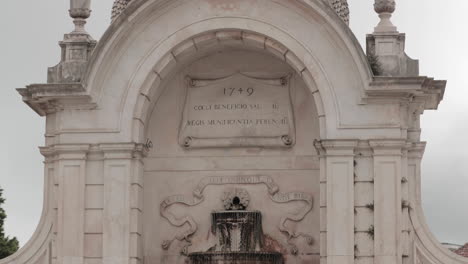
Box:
left=142, top=49, right=321, bottom=264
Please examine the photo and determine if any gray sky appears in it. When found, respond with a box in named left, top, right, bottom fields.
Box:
left=0, top=0, right=467, bottom=247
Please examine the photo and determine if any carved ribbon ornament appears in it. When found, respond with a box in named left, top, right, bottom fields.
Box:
left=160, top=175, right=313, bottom=254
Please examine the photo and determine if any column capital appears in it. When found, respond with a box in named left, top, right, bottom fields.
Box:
left=369, top=139, right=406, bottom=156
left=406, top=142, right=426, bottom=159
left=39, top=143, right=148, bottom=161
left=314, top=139, right=358, bottom=156
left=99, top=143, right=147, bottom=160
left=40, top=144, right=91, bottom=161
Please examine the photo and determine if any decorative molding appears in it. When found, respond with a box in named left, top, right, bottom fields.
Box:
left=114, top=0, right=350, bottom=25
left=111, top=0, right=133, bottom=20
left=160, top=175, right=314, bottom=255
left=328, top=0, right=350, bottom=25
left=221, top=188, right=250, bottom=210
left=314, top=139, right=358, bottom=157
left=17, top=83, right=96, bottom=116
left=99, top=143, right=147, bottom=159
left=369, top=139, right=406, bottom=153
left=406, top=142, right=426, bottom=159
left=39, top=143, right=146, bottom=161
left=39, top=144, right=91, bottom=161
left=365, top=77, right=446, bottom=110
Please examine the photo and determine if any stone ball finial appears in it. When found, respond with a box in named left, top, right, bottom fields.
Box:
left=374, top=0, right=396, bottom=14
left=373, top=0, right=397, bottom=33
left=69, top=0, right=91, bottom=18
left=69, top=0, right=91, bottom=33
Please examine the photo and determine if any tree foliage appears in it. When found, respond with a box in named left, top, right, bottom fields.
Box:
left=367, top=51, right=382, bottom=76
left=0, top=187, right=19, bottom=259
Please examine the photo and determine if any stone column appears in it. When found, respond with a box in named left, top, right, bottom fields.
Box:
left=370, top=140, right=405, bottom=264
left=316, top=140, right=357, bottom=264
left=39, top=146, right=61, bottom=264
left=405, top=143, right=425, bottom=264
left=53, top=145, right=90, bottom=264
left=101, top=144, right=145, bottom=264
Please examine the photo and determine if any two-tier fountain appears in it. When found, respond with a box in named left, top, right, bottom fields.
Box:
left=189, top=188, right=284, bottom=264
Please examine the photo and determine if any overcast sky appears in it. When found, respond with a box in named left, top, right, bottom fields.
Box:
left=1, top=0, right=467, bottom=247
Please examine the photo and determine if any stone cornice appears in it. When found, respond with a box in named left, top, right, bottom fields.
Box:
left=406, top=142, right=426, bottom=159
left=39, top=143, right=147, bottom=161
left=17, top=83, right=96, bottom=116
left=316, top=139, right=424, bottom=157
left=99, top=143, right=147, bottom=159
left=365, top=77, right=446, bottom=110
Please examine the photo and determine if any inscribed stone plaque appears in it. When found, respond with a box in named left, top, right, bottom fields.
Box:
left=179, top=73, right=295, bottom=148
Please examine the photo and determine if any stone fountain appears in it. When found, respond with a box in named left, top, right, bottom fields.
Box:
left=189, top=188, right=284, bottom=264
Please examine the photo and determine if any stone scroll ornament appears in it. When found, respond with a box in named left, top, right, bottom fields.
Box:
left=160, top=175, right=314, bottom=255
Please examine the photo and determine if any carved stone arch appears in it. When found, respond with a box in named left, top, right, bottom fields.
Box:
left=81, top=0, right=374, bottom=142
left=130, top=29, right=331, bottom=142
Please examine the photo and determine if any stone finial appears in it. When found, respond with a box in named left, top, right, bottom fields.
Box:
left=47, top=0, right=96, bottom=83
left=367, top=0, right=419, bottom=77
left=69, top=0, right=91, bottom=33
left=374, top=0, right=397, bottom=33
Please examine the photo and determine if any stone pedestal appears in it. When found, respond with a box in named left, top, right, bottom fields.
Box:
left=367, top=0, right=419, bottom=77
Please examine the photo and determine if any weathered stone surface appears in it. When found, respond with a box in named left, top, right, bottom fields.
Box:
left=5, top=1, right=462, bottom=264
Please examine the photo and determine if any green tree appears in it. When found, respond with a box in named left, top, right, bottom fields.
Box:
left=0, top=187, right=19, bottom=259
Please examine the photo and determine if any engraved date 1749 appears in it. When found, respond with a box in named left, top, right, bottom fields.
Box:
left=224, top=87, right=254, bottom=96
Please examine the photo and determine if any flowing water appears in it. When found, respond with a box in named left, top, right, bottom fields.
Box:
left=189, top=208, right=283, bottom=264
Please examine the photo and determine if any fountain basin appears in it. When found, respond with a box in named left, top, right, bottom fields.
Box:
left=188, top=189, right=284, bottom=264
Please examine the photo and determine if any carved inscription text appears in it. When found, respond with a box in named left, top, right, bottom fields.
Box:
left=179, top=73, right=295, bottom=148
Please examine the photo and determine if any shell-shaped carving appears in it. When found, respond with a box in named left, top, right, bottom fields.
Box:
left=374, top=0, right=396, bottom=14
left=222, top=188, right=250, bottom=210
left=111, top=0, right=132, bottom=20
